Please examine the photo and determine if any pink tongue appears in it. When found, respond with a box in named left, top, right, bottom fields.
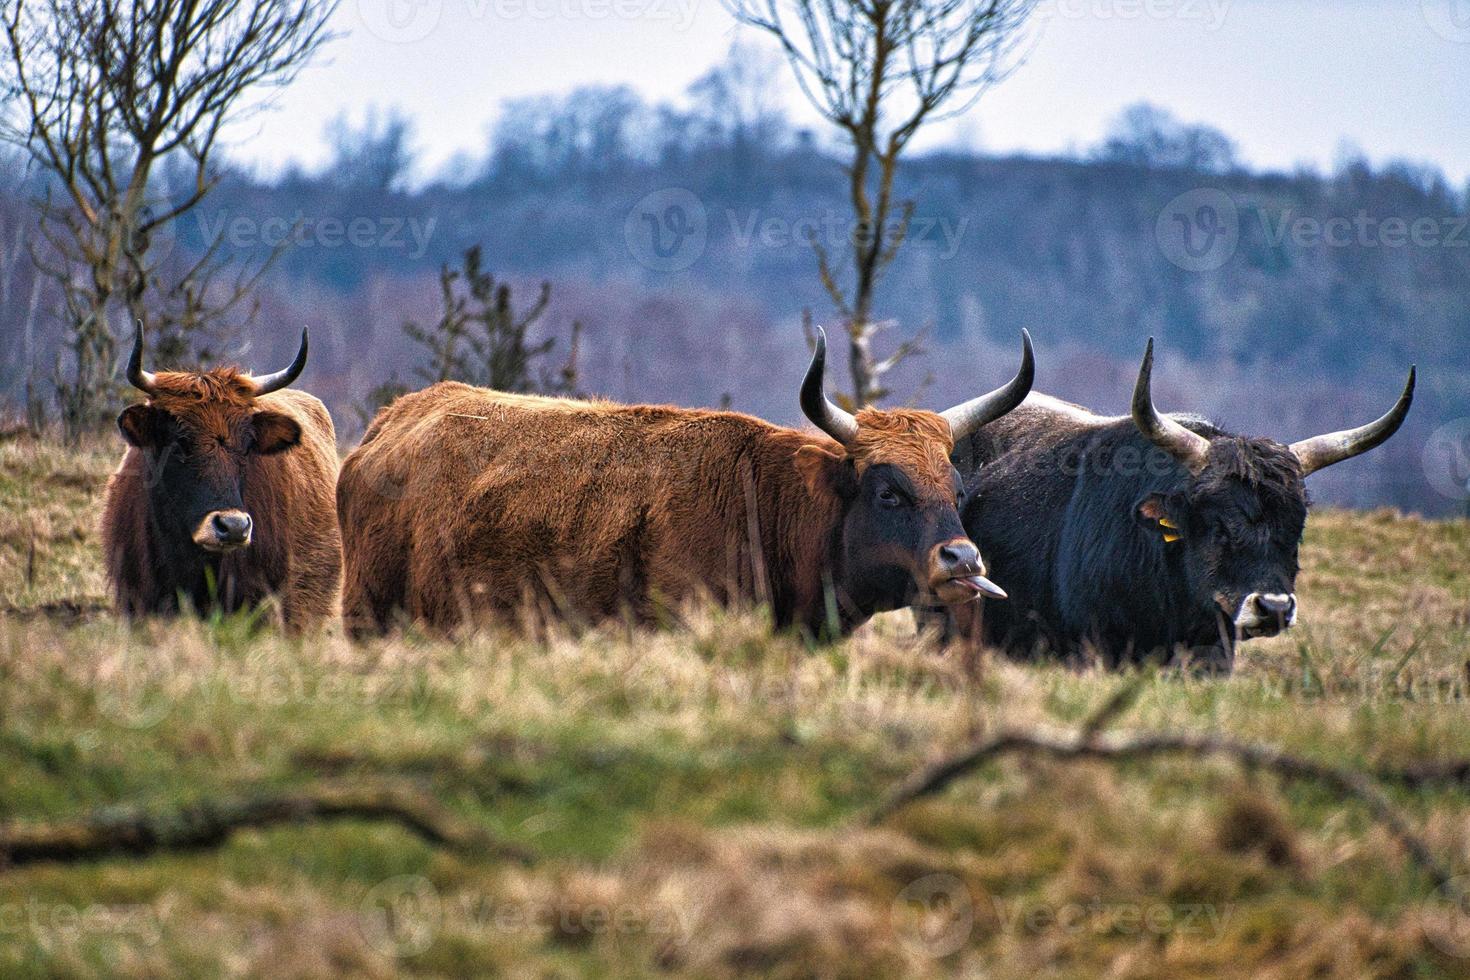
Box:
left=956, top=575, right=1007, bottom=600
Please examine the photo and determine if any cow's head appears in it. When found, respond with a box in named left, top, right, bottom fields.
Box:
left=1131, top=338, right=1414, bottom=642
left=117, top=324, right=309, bottom=555
left=797, top=328, right=1033, bottom=616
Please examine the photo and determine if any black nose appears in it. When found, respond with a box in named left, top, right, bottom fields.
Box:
left=937, top=541, right=982, bottom=575
left=1253, top=593, right=1295, bottom=618
left=212, top=512, right=252, bottom=543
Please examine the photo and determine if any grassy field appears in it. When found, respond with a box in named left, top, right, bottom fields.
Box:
left=3, top=434, right=1470, bottom=978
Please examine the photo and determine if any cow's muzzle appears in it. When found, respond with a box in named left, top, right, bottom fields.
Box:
left=1229, top=591, right=1297, bottom=639
left=928, top=539, right=1007, bottom=604
left=194, top=510, right=253, bottom=553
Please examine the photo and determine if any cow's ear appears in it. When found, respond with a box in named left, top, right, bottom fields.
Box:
left=795, top=444, right=858, bottom=501
left=252, top=410, right=302, bottom=455
left=1137, top=494, right=1168, bottom=522
left=117, top=404, right=167, bottom=449
left=1137, top=493, right=1183, bottom=541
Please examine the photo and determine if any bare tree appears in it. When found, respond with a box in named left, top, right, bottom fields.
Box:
left=725, top=0, right=1037, bottom=407
left=687, top=40, right=789, bottom=166
left=325, top=106, right=416, bottom=193
left=359, top=245, right=582, bottom=422
left=1, top=0, right=336, bottom=440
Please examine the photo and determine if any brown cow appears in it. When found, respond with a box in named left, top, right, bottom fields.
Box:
left=101, top=325, right=342, bottom=630
left=337, top=328, right=1034, bottom=636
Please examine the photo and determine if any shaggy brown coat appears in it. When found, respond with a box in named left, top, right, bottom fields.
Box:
left=102, top=369, right=342, bottom=630
left=338, top=382, right=965, bottom=635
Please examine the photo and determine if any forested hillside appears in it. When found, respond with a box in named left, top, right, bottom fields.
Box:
left=2, top=92, right=1465, bottom=512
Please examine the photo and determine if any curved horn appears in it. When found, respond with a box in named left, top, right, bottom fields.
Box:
left=941, top=328, right=1035, bottom=441
left=251, top=329, right=309, bottom=395
left=1132, top=338, right=1210, bottom=476
left=800, top=327, right=859, bottom=446
left=126, top=320, right=157, bottom=395
left=1289, top=367, right=1415, bottom=477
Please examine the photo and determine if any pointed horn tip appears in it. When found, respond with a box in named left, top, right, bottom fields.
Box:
left=126, top=320, right=157, bottom=394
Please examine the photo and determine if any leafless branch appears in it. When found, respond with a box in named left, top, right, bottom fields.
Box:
left=724, top=0, right=1037, bottom=405
left=0, top=782, right=533, bottom=867
left=0, top=0, right=337, bottom=437
left=867, top=697, right=1466, bottom=903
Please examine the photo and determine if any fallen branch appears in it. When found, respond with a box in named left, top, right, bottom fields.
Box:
left=0, top=782, right=533, bottom=868
left=868, top=701, right=1464, bottom=902
left=1374, top=758, right=1470, bottom=790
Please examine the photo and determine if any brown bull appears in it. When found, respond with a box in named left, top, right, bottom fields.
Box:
left=337, top=328, right=1034, bottom=636
left=101, top=326, right=342, bottom=630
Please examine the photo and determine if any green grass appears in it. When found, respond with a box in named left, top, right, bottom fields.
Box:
left=2, top=433, right=1470, bottom=977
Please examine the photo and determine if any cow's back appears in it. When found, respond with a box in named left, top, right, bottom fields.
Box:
left=338, top=382, right=813, bottom=634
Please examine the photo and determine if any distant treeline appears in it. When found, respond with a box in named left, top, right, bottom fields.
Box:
left=1, top=81, right=1466, bottom=513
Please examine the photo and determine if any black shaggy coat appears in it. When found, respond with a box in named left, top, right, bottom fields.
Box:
left=943, top=396, right=1307, bottom=666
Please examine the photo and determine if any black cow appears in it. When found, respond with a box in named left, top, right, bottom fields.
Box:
left=933, top=339, right=1414, bottom=670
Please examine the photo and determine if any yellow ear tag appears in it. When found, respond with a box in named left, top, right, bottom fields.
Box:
left=1162, top=531, right=1181, bottom=543
left=1159, top=517, right=1178, bottom=529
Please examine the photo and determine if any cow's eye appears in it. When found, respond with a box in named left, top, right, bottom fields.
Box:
left=878, top=487, right=901, bottom=507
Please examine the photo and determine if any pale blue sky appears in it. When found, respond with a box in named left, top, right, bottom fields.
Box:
left=229, top=0, right=1470, bottom=185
